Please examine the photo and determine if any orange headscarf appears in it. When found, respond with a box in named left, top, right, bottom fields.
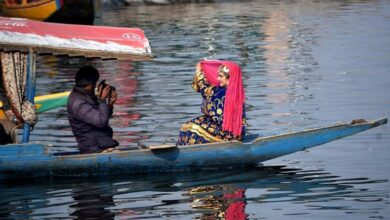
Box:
left=200, top=60, right=245, bottom=136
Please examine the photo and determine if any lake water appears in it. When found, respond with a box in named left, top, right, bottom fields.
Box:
left=1, top=0, right=390, bottom=219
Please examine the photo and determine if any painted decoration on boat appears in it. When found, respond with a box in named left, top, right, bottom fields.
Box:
left=0, top=16, right=152, bottom=60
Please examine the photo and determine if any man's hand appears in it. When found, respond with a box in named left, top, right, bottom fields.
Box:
left=97, top=85, right=111, bottom=100
left=109, top=90, right=117, bottom=106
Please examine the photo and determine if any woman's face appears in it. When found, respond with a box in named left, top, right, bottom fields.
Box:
left=217, top=72, right=229, bottom=87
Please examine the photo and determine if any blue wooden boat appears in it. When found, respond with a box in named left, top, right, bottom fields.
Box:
left=0, top=118, right=387, bottom=179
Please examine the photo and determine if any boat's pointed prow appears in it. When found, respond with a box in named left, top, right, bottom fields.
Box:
left=349, top=118, right=387, bottom=126
left=248, top=117, right=387, bottom=162
left=372, top=118, right=387, bottom=126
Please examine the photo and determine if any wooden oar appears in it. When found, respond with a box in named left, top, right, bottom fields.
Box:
left=0, top=91, right=70, bottom=120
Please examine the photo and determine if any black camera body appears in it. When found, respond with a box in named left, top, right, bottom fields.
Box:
left=98, top=80, right=116, bottom=101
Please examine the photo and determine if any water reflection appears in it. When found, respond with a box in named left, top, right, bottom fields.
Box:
left=70, top=183, right=115, bottom=220
left=189, top=186, right=247, bottom=220
left=263, top=8, right=292, bottom=97
left=2, top=166, right=386, bottom=219
left=100, top=61, right=147, bottom=148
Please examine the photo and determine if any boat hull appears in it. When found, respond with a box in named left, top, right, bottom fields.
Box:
left=0, top=118, right=387, bottom=179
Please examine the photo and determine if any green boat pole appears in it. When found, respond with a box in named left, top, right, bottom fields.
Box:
left=22, top=48, right=36, bottom=143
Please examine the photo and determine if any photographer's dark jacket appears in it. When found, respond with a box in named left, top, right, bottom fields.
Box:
left=67, top=87, right=118, bottom=153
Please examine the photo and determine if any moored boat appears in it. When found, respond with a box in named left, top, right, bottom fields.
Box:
left=0, top=0, right=96, bottom=24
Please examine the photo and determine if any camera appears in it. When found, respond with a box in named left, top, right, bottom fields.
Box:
left=97, top=80, right=116, bottom=102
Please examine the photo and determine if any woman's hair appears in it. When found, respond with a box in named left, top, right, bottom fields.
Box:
left=218, top=65, right=230, bottom=79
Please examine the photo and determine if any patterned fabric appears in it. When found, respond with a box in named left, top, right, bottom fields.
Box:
left=0, top=68, right=9, bottom=115
left=0, top=54, right=16, bottom=121
left=21, top=101, right=38, bottom=125
left=177, top=69, right=246, bottom=146
left=0, top=51, right=37, bottom=125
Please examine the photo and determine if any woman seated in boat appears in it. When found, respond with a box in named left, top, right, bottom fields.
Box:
left=177, top=60, right=246, bottom=146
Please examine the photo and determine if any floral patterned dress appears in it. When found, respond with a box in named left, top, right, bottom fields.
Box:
left=177, top=70, right=246, bottom=146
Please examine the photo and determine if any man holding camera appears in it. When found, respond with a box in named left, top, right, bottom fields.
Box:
left=67, top=65, right=119, bottom=154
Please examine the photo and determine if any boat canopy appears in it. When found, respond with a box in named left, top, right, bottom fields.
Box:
left=0, top=16, right=152, bottom=60
left=0, top=16, right=153, bottom=143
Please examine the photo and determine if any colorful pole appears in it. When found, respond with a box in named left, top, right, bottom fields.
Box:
left=22, top=49, right=36, bottom=143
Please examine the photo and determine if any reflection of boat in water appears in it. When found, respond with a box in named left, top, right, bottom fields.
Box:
left=189, top=185, right=247, bottom=219
left=1, top=166, right=387, bottom=219
left=0, top=17, right=387, bottom=180
left=0, top=0, right=96, bottom=24
left=70, top=182, right=115, bottom=219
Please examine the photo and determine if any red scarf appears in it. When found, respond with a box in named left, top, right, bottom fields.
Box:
left=200, top=60, right=245, bottom=137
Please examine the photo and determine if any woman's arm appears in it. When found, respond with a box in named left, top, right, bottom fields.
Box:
left=191, top=64, right=214, bottom=99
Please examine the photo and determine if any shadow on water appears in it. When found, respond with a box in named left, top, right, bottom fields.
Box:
left=70, top=183, right=115, bottom=220
left=0, top=165, right=387, bottom=219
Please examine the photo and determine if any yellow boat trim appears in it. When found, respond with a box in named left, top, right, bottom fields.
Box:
left=34, top=91, right=70, bottom=101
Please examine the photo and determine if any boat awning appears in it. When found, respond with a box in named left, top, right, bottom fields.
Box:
left=0, top=16, right=152, bottom=60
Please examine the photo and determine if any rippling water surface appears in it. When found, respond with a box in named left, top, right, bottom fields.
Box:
left=1, top=0, right=390, bottom=219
